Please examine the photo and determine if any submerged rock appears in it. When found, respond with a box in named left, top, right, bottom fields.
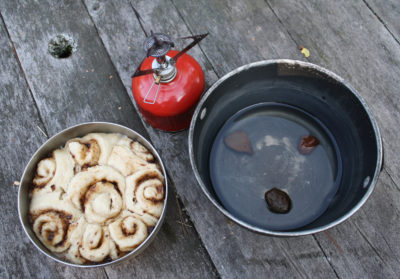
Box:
left=298, top=135, right=319, bottom=155
left=264, top=188, right=292, bottom=214
left=224, top=131, right=253, bottom=155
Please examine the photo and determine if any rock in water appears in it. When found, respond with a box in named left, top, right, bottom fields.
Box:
left=224, top=131, right=253, bottom=155
left=265, top=188, right=292, bottom=214
left=298, top=135, right=319, bottom=155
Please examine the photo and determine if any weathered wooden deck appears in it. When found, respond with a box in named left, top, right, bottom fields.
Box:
left=1, top=0, right=399, bottom=278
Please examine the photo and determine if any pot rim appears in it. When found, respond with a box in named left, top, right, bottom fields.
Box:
left=188, top=59, right=382, bottom=236
left=18, top=121, right=168, bottom=267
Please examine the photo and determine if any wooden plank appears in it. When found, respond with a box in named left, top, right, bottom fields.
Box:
left=83, top=0, right=340, bottom=278
left=312, top=171, right=400, bottom=278
left=169, top=0, right=305, bottom=76
left=265, top=0, right=400, bottom=277
left=0, top=15, right=107, bottom=279
left=266, top=0, right=400, bottom=187
left=364, top=0, right=400, bottom=43
left=0, top=1, right=217, bottom=278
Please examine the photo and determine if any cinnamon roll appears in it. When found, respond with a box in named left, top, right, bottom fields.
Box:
left=67, top=133, right=121, bottom=167
left=131, top=212, right=159, bottom=227
left=107, top=145, right=158, bottom=177
left=109, top=211, right=148, bottom=252
left=117, top=137, right=155, bottom=162
left=32, top=212, right=72, bottom=253
left=29, top=133, right=165, bottom=264
left=30, top=192, right=81, bottom=253
left=68, top=139, right=100, bottom=167
left=67, top=165, right=125, bottom=223
left=65, top=217, right=87, bottom=264
left=33, top=149, right=74, bottom=193
left=125, top=168, right=165, bottom=218
left=79, top=224, right=117, bottom=262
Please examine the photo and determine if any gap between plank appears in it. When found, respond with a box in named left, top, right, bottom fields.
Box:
left=277, top=243, right=308, bottom=279
left=168, top=0, right=221, bottom=79
left=174, top=192, right=221, bottom=278
left=352, top=222, right=390, bottom=266
left=362, top=0, right=400, bottom=46
left=312, top=235, right=341, bottom=279
left=264, top=0, right=301, bottom=48
left=79, top=0, right=138, bottom=109
left=381, top=235, right=400, bottom=264
left=128, top=1, right=148, bottom=37
left=80, top=1, right=221, bottom=277
left=104, top=267, right=110, bottom=279
left=0, top=11, right=49, bottom=139
left=384, top=168, right=400, bottom=192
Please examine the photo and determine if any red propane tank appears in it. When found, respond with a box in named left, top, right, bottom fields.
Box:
left=132, top=50, right=205, bottom=132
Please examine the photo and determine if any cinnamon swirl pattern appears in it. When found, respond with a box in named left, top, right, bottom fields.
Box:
left=29, top=133, right=165, bottom=264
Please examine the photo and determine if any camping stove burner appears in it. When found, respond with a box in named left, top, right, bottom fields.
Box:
left=143, top=33, right=174, bottom=59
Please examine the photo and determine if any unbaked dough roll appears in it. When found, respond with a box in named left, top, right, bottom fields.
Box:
left=30, top=191, right=82, bottom=222
left=109, top=211, right=148, bottom=252
left=84, top=181, right=123, bottom=223
left=32, top=212, right=72, bottom=253
left=131, top=212, right=159, bottom=227
left=67, top=139, right=100, bottom=167
left=107, top=145, right=158, bottom=177
left=33, top=149, right=74, bottom=193
left=79, top=224, right=116, bottom=262
left=117, top=136, right=155, bottom=162
left=66, top=218, right=119, bottom=264
left=67, top=166, right=125, bottom=223
left=30, top=192, right=80, bottom=253
left=30, top=190, right=82, bottom=253
left=125, top=168, right=165, bottom=218
left=65, top=217, right=87, bottom=264
left=67, top=133, right=122, bottom=167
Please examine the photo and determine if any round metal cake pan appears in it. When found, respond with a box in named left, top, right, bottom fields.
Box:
left=18, top=122, right=168, bottom=267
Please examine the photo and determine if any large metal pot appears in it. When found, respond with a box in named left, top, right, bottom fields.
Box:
left=18, top=122, right=168, bottom=267
left=189, top=60, right=382, bottom=236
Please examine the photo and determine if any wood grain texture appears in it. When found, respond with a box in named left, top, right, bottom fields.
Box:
left=0, top=15, right=107, bottom=279
left=0, top=0, right=217, bottom=278
left=265, top=0, right=400, bottom=188
left=364, top=0, right=400, bottom=43
left=171, top=0, right=305, bottom=75
left=84, top=0, right=339, bottom=278
left=266, top=0, right=400, bottom=277
left=312, top=171, right=400, bottom=278
left=2, top=0, right=399, bottom=278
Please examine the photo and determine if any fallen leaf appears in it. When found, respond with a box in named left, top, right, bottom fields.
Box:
left=300, top=46, right=310, bottom=58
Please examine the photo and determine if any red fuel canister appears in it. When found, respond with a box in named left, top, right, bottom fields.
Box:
left=132, top=33, right=207, bottom=132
